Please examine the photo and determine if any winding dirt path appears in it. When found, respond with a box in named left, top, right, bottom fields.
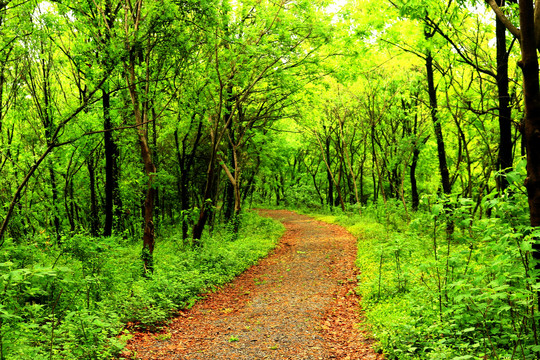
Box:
left=121, top=210, right=383, bottom=359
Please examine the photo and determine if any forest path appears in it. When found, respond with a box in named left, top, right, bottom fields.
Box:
left=122, top=210, right=382, bottom=359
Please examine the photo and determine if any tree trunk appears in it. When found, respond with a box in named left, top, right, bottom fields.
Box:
left=334, top=159, right=346, bottom=211
left=87, top=154, right=99, bottom=237
left=241, top=155, right=260, bottom=202
left=103, top=84, right=120, bottom=237
left=192, top=155, right=217, bottom=243
left=174, top=129, right=189, bottom=241
left=223, top=90, right=235, bottom=223
left=224, top=147, right=235, bottom=222
left=426, top=51, right=452, bottom=196
left=325, top=134, right=333, bottom=208
left=174, top=113, right=203, bottom=241
left=126, top=59, right=157, bottom=274
left=220, top=146, right=242, bottom=238
left=49, top=165, right=61, bottom=242
left=518, top=1, right=540, bottom=305
left=495, top=1, right=513, bottom=192
left=410, top=147, right=420, bottom=211
left=371, top=122, right=386, bottom=204
left=410, top=109, right=422, bottom=211
left=339, top=118, right=360, bottom=211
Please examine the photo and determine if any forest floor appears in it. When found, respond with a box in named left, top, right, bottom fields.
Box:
left=120, top=209, right=383, bottom=359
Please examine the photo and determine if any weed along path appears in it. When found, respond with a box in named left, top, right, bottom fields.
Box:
left=122, top=210, right=383, bottom=359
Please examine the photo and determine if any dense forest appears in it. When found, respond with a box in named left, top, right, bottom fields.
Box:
left=1, top=0, right=540, bottom=358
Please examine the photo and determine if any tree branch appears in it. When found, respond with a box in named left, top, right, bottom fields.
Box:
left=485, top=0, right=521, bottom=39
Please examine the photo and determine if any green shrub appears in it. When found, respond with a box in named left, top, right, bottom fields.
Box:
left=312, top=187, right=540, bottom=359
left=0, top=211, right=283, bottom=359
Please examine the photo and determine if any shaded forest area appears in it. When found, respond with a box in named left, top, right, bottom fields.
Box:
left=1, top=0, right=540, bottom=358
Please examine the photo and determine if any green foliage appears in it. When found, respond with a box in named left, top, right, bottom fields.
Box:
left=313, top=178, right=540, bottom=359
left=0, top=212, right=283, bottom=359
left=0, top=0, right=535, bottom=358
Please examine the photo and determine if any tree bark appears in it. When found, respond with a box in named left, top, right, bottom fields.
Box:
left=103, top=84, right=121, bottom=237
left=223, top=89, right=235, bottom=223
left=192, top=153, right=217, bottom=243
left=87, top=154, right=99, bottom=237
left=316, top=128, right=345, bottom=211
left=518, top=0, right=540, bottom=260
left=220, top=146, right=242, bottom=237
left=426, top=51, right=452, bottom=196
left=495, top=0, right=514, bottom=192
left=325, top=131, right=334, bottom=208
left=101, top=0, right=121, bottom=236
left=126, top=57, right=157, bottom=274
left=339, top=117, right=360, bottom=211
left=410, top=145, right=421, bottom=211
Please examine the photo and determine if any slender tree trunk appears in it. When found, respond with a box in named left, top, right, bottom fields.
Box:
left=241, top=155, right=260, bottom=202
left=192, top=155, right=217, bottom=243
left=0, top=62, right=4, bottom=135
left=103, top=84, right=120, bottom=237
left=151, top=106, right=160, bottom=223
left=49, top=166, right=61, bottom=241
left=316, top=129, right=344, bottom=210
left=101, top=1, right=121, bottom=236
left=410, top=110, right=422, bottom=211
left=325, top=134, right=333, bottom=208
left=517, top=1, right=540, bottom=314
left=370, top=122, right=386, bottom=204
left=220, top=145, right=242, bottom=237
left=335, top=160, right=346, bottom=211
left=495, top=1, right=513, bottom=192
left=63, top=166, right=76, bottom=233
left=126, top=58, right=157, bottom=274
left=426, top=50, right=454, bottom=235
left=174, top=129, right=189, bottom=241
left=224, top=147, right=235, bottom=221
left=223, top=90, right=235, bottom=223
left=410, top=147, right=421, bottom=211
left=174, top=114, right=203, bottom=241
left=41, top=58, right=62, bottom=242
left=339, top=119, right=360, bottom=211
left=426, top=51, right=452, bottom=196
left=87, top=155, right=99, bottom=237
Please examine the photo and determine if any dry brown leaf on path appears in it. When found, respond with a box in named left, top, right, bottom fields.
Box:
left=120, top=210, right=384, bottom=360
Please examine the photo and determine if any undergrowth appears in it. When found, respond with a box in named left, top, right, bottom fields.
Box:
left=311, top=173, right=540, bottom=358
left=0, top=210, right=283, bottom=360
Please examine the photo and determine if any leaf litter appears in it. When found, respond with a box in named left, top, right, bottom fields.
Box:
left=120, top=210, right=384, bottom=359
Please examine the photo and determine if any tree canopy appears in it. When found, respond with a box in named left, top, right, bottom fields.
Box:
left=2, top=0, right=540, bottom=358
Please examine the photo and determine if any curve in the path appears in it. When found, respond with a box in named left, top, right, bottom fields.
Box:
left=122, top=210, right=383, bottom=360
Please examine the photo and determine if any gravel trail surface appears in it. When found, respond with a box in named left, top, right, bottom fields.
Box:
left=122, top=210, right=383, bottom=359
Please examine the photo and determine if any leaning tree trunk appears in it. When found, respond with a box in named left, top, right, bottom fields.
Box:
left=426, top=51, right=452, bottom=197
left=126, top=59, right=157, bottom=275
left=425, top=49, right=454, bottom=236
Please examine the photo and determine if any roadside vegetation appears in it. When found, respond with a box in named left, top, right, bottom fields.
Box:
left=311, top=166, right=537, bottom=359
left=0, top=212, right=283, bottom=359
left=2, top=0, right=540, bottom=359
